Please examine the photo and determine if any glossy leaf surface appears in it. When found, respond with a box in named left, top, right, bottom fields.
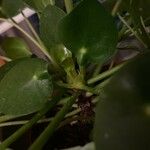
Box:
left=1, top=37, right=31, bottom=59
left=94, top=52, right=150, bottom=150
left=40, top=5, right=66, bottom=49
left=58, top=0, right=118, bottom=65
left=0, top=58, right=53, bottom=116
left=40, top=5, right=72, bottom=64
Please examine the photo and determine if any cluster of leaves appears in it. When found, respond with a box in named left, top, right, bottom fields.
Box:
left=0, top=0, right=150, bottom=149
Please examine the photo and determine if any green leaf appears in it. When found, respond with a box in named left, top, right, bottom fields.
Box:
left=0, top=59, right=21, bottom=81
left=58, top=0, right=118, bottom=65
left=40, top=5, right=66, bottom=49
left=50, top=44, right=72, bottom=64
left=0, top=58, right=53, bottom=116
left=0, top=0, right=23, bottom=17
left=94, top=52, right=150, bottom=150
left=1, top=37, right=31, bottom=59
left=24, top=0, right=53, bottom=12
left=40, top=5, right=71, bottom=65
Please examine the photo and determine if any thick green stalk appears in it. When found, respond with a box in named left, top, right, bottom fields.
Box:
left=87, top=63, right=125, bottom=84
left=0, top=99, right=60, bottom=150
left=64, top=0, right=73, bottom=13
left=29, top=95, right=77, bottom=150
left=0, top=118, right=53, bottom=128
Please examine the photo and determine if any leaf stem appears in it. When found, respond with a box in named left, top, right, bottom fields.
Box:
left=28, top=95, right=78, bottom=150
left=0, top=118, right=53, bottom=128
left=111, top=0, right=122, bottom=16
left=0, top=99, right=59, bottom=150
left=87, top=63, right=125, bottom=85
left=117, top=13, right=147, bottom=48
left=21, top=11, right=43, bottom=45
left=92, top=64, right=102, bottom=77
left=57, top=81, right=99, bottom=95
left=0, top=18, right=58, bottom=68
left=0, top=56, right=11, bottom=62
left=64, top=0, right=73, bottom=13
left=50, top=0, right=55, bottom=5
left=0, top=115, right=15, bottom=124
left=0, top=108, right=81, bottom=128
left=129, top=8, right=150, bottom=48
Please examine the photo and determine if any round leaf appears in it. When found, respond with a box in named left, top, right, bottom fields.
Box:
left=40, top=5, right=71, bottom=65
left=58, top=0, right=118, bottom=65
left=1, top=37, right=31, bottom=59
left=40, top=5, right=66, bottom=49
left=94, top=52, right=150, bottom=150
left=0, top=58, right=53, bottom=116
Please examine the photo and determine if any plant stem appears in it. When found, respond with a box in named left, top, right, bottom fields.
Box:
left=80, top=85, right=99, bottom=95
left=92, top=64, right=102, bottom=77
left=64, top=0, right=73, bottom=13
left=0, top=56, right=11, bottom=62
left=140, top=16, right=150, bottom=42
left=87, top=63, right=125, bottom=85
left=0, top=108, right=81, bottom=128
left=0, top=99, right=60, bottom=150
left=21, top=11, right=43, bottom=45
left=111, top=0, right=122, bottom=16
left=50, top=0, right=55, bottom=5
left=94, top=78, right=111, bottom=94
left=65, top=108, right=81, bottom=118
left=117, top=13, right=147, bottom=48
left=57, top=81, right=99, bottom=95
left=0, top=118, right=53, bottom=128
left=109, top=60, right=115, bottom=70
left=29, top=95, right=78, bottom=150
left=0, top=18, right=58, bottom=68
left=129, top=8, right=150, bottom=48
left=0, top=115, right=15, bottom=124
left=10, top=18, right=51, bottom=59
